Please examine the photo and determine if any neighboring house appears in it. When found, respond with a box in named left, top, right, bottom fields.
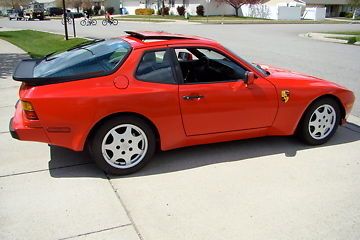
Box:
left=241, top=0, right=304, bottom=20
left=119, top=0, right=235, bottom=16
left=297, top=0, right=353, bottom=17
left=37, top=0, right=56, bottom=8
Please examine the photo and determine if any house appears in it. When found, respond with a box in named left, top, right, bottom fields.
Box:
left=119, top=0, right=235, bottom=16
left=297, top=0, right=353, bottom=17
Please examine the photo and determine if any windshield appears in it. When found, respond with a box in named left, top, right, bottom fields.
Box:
left=33, top=38, right=131, bottom=78
left=223, top=47, right=270, bottom=76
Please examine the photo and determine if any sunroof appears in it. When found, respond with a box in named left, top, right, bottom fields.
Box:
left=125, top=31, right=195, bottom=41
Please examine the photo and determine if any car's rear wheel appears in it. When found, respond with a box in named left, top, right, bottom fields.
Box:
left=90, top=116, right=156, bottom=175
left=298, top=97, right=340, bottom=145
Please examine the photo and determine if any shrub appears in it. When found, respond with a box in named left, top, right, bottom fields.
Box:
left=339, top=11, right=346, bottom=17
left=135, top=8, right=154, bottom=15
left=93, top=5, right=101, bottom=15
left=99, top=9, right=105, bottom=15
left=158, top=7, right=170, bottom=15
left=345, top=12, right=353, bottom=18
left=106, top=6, right=115, bottom=15
left=348, top=36, right=357, bottom=44
left=177, top=5, right=185, bottom=16
left=196, top=5, right=204, bottom=16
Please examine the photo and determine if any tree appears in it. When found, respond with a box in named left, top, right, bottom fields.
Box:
left=214, top=0, right=263, bottom=17
left=54, top=0, right=89, bottom=12
left=350, top=0, right=360, bottom=19
left=0, top=0, right=31, bottom=8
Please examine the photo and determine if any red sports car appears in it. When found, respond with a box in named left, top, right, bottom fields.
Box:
left=10, top=31, right=355, bottom=175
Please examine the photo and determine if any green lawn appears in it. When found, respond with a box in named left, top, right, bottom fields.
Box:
left=322, top=31, right=360, bottom=44
left=324, top=31, right=360, bottom=35
left=0, top=30, right=88, bottom=58
left=329, top=36, right=360, bottom=44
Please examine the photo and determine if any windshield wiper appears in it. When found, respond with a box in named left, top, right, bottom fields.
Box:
left=43, top=51, right=58, bottom=61
left=67, top=39, right=105, bottom=51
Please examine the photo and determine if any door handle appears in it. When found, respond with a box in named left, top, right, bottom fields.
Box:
left=182, top=95, right=204, bottom=100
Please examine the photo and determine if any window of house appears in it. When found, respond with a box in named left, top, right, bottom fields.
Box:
left=135, top=49, right=176, bottom=84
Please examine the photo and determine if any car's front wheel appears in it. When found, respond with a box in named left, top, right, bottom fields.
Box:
left=90, top=116, right=156, bottom=175
left=298, top=97, right=340, bottom=145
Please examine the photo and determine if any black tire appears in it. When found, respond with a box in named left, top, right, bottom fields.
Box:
left=112, top=19, right=118, bottom=25
left=80, top=19, right=86, bottom=26
left=92, top=19, right=97, bottom=25
left=90, top=116, right=156, bottom=175
left=102, top=20, right=107, bottom=26
left=298, top=97, right=341, bottom=145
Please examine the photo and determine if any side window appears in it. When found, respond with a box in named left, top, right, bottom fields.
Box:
left=135, top=50, right=176, bottom=84
left=175, top=47, right=247, bottom=84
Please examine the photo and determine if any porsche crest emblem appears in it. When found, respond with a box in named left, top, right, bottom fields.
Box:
left=281, top=90, right=290, bottom=103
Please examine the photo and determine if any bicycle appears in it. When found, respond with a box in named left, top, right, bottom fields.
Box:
left=61, top=16, right=72, bottom=25
left=102, top=17, right=118, bottom=26
left=80, top=17, right=97, bottom=26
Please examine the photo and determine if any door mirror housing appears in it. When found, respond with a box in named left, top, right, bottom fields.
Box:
left=244, top=71, right=255, bottom=85
left=178, top=52, right=193, bottom=61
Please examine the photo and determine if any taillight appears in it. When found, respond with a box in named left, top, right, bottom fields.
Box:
left=21, top=101, right=39, bottom=120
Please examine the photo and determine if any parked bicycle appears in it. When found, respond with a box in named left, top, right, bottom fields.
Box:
left=102, top=17, right=118, bottom=26
left=80, top=17, right=97, bottom=26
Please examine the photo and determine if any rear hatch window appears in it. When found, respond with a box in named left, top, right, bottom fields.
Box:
left=13, top=38, right=131, bottom=85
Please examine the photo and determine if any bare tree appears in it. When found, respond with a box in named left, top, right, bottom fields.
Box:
left=54, top=0, right=90, bottom=12
left=0, top=0, right=31, bottom=8
left=214, top=0, right=263, bottom=17
left=350, top=0, right=360, bottom=19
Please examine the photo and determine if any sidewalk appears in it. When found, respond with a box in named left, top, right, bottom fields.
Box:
left=0, top=40, right=139, bottom=240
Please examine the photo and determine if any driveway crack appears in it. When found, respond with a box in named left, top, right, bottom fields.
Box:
left=57, top=224, right=132, bottom=240
left=105, top=173, right=144, bottom=240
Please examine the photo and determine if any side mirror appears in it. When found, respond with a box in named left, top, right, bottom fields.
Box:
left=244, top=71, right=255, bottom=85
left=178, top=52, right=193, bottom=61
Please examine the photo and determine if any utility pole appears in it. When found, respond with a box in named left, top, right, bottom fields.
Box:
left=62, top=0, right=68, bottom=40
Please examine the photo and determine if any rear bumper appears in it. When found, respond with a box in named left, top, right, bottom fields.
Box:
left=10, top=103, right=50, bottom=143
left=9, top=118, right=19, bottom=140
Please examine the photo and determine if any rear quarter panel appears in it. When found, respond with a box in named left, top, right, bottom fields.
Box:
left=20, top=48, right=185, bottom=151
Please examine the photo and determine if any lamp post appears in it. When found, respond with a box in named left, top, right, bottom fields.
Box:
left=206, top=0, right=210, bottom=23
left=62, top=0, right=68, bottom=40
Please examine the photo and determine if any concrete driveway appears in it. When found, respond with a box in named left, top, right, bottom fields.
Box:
left=1, top=23, right=360, bottom=240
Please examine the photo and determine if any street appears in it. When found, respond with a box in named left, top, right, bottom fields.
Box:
left=0, top=19, right=360, bottom=240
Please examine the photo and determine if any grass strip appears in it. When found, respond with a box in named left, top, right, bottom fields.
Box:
left=0, top=30, right=88, bottom=58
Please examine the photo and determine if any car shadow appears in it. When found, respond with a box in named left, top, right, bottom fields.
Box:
left=0, top=53, right=28, bottom=80
left=49, top=123, right=360, bottom=179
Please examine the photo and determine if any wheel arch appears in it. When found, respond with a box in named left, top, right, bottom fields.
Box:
left=84, top=112, right=161, bottom=151
left=295, top=94, right=345, bottom=134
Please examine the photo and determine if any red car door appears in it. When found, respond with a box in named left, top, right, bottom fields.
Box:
left=175, top=48, right=278, bottom=136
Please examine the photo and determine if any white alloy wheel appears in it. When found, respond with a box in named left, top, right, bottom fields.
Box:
left=308, top=104, right=336, bottom=140
left=101, top=124, right=148, bottom=169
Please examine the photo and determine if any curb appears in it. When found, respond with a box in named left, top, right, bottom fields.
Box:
left=301, top=32, right=360, bottom=45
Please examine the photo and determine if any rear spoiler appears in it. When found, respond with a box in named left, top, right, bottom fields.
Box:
left=11, top=58, right=58, bottom=86
left=13, top=59, right=41, bottom=84
left=12, top=59, right=104, bottom=86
